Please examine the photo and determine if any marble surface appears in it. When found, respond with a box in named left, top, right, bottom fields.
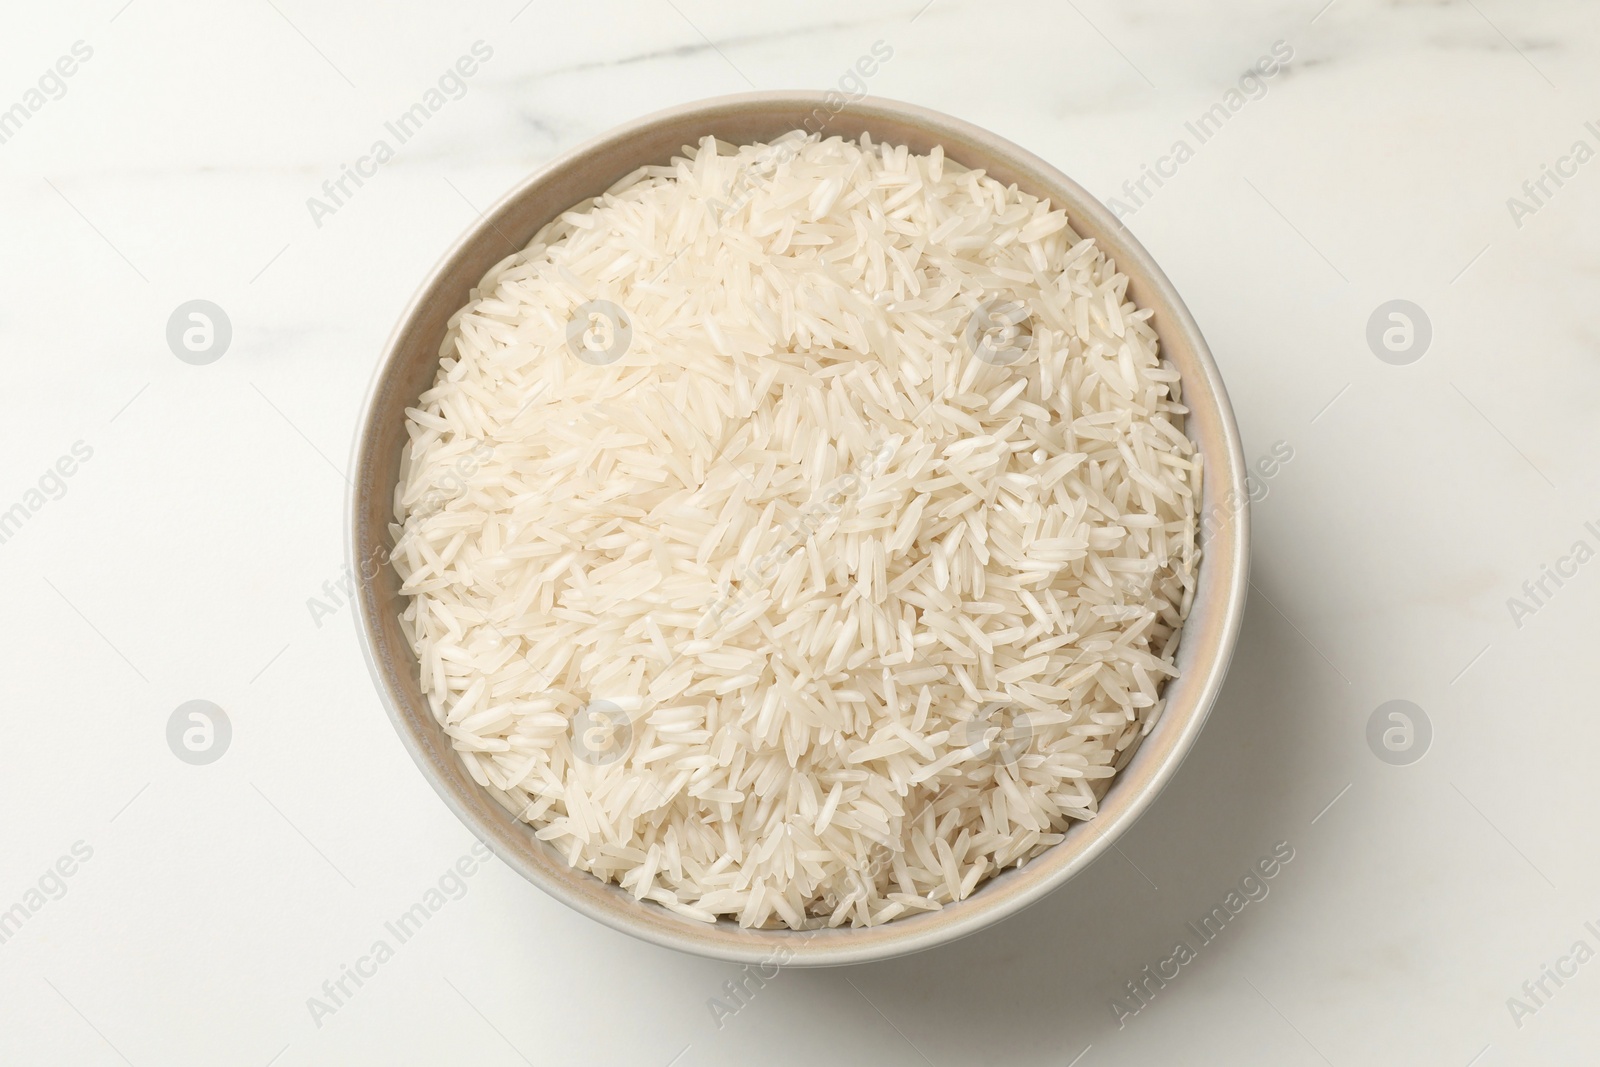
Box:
left=4, top=1, right=1599, bottom=1064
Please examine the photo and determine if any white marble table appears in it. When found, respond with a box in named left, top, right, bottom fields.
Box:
left=3, top=1, right=1597, bottom=1064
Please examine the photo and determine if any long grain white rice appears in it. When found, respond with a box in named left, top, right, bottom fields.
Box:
left=393, top=131, right=1201, bottom=929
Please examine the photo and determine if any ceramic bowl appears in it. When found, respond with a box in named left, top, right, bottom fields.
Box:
left=349, top=91, right=1249, bottom=966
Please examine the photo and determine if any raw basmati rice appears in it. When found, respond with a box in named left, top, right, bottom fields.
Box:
left=392, top=131, right=1201, bottom=929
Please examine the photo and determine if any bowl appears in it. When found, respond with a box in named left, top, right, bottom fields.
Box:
left=350, top=91, right=1249, bottom=966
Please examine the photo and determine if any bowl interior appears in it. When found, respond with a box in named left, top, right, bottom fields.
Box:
left=351, top=91, right=1248, bottom=966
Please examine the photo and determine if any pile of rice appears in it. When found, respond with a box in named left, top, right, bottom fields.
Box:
left=392, top=131, right=1200, bottom=929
